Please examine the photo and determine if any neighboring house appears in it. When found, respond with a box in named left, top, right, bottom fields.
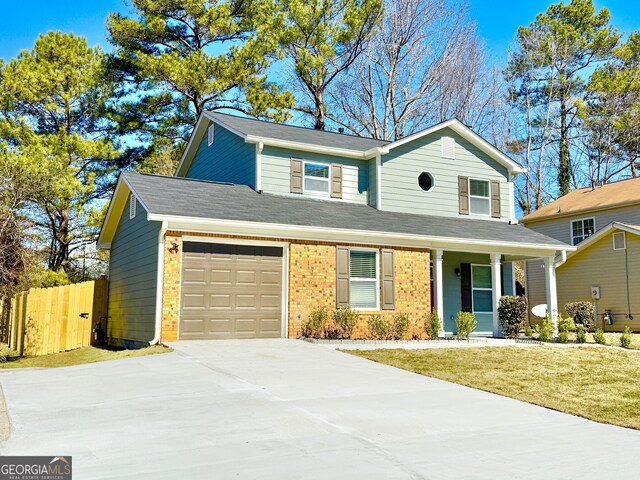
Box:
left=521, top=178, right=640, bottom=331
left=97, top=112, right=570, bottom=347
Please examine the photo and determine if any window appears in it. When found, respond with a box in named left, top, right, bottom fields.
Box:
left=303, top=162, right=330, bottom=194
left=471, top=265, right=492, bottom=313
left=441, top=136, right=455, bottom=159
left=129, top=194, right=137, bottom=219
left=469, top=179, right=490, bottom=215
left=349, top=249, right=378, bottom=309
left=207, top=124, right=215, bottom=146
left=613, top=231, right=626, bottom=250
left=418, top=171, right=435, bottom=192
left=571, top=218, right=595, bottom=245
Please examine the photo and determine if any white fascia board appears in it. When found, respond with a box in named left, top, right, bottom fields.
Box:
left=174, top=114, right=210, bottom=177
left=380, top=119, right=525, bottom=174
left=244, top=135, right=374, bottom=159
left=97, top=178, right=131, bottom=248
left=147, top=213, right=571, bottom=256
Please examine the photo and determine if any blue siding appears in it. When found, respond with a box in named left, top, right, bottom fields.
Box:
left=381, top=128, right=511, bottom=220
left=185, top=122, right=256, bottom=187
left=107, top=195, right=161, bottom=345
left=261, top=146, right=370, bottom=204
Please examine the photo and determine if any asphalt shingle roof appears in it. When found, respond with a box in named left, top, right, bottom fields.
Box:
left=208, top=111, right=389, bottom=151
left=124, top=172, right=568, bottom=248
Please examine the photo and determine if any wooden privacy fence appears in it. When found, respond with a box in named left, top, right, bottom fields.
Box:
left=8, top=278, right=108, bottom=356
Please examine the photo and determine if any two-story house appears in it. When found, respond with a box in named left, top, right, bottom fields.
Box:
left=521, top=178, right=640, bottom=332
left=97, top=112, right=570, bottom=347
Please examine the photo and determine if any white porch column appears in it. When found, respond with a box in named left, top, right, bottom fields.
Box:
left=434, top=249, right=444, bottom=337
left=545, top=256, right=559, bottom=334
left=490, top=253, right=502, bottom=337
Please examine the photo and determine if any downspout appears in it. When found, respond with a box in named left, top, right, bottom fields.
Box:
left=376, top=153, right=382, bottom=210
left=255, top=141, right=264, bottom=192
left=150, top=221, right=168, bottom=345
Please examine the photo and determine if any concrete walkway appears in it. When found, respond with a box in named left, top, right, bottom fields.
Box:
left=0, top=339, right=638, bottom=479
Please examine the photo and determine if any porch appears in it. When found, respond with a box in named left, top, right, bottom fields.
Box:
left=432, top=248, right=561, bottom=337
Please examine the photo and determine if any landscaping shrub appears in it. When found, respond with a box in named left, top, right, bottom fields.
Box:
left=456, top=312, right=477, bottom=340
left=423, top=311, right=441, bottom=339
left=323, top=322, right=342, bottom=339
left=557, top=315, right=576, bottom=334
left=538, top=315, right=554, bottom=342
left=390, top=313, right=411, bottom=340
left=332, top=307, right=358, bottom=339
left=523, top=323, right=533, bottom=337
left=565, top=301, right=595, bottom=331
left=301, top=308, right=328, bottom=339
left=498, top=296, right=528, bottom=338
left=620, top=327, right=632, bottom=349
left=576, top=324, right=587, bottom=344
left=593, top=328, right=607, bottom=345
left=367, top=315, right=390, bottom=340
left=557, top=330, right=569, bottom=343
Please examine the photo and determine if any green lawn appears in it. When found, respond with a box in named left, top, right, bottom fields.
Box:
left=347, top=346, right=640, bottom=430
left=0, top=345, right=171, bottom=369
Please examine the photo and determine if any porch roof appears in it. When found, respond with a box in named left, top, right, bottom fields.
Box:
left=102, top=172, right=571, bottom=253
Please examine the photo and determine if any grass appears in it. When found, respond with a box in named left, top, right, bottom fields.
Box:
left=0, top=344, right=171, bottom=369
left=347, top=346, right=640, bottom=430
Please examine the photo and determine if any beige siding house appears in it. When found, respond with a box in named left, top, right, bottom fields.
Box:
left=521, top=178, right=640, bottom=331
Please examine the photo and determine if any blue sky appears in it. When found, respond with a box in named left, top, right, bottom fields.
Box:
left=0, top=0, right=639, bottom=62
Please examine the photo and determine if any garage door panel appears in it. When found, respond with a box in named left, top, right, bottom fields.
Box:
left=179, top=242, right=283, bottom=339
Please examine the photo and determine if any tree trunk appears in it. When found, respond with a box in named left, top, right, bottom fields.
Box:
left=313, top=89, right=326, bottom=130
left=558, top=94, right=571, bottom=197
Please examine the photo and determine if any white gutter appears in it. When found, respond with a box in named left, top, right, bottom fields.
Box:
left=150, top=221, right=168, bottom=345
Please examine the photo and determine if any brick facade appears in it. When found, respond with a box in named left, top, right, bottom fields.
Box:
left=160, top=231, right=431, bottom=341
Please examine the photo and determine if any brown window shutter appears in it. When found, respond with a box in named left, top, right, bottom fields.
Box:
left=331, top=164, right=343, bottom=199
left=381, top=249, right=395, bottom=310
left=336, top=246, right=350, bottom=307
left=290, top=158, right=303, bottom=194
left=460, top=263, right=472, bottom=312
left=491, top=180, right=501, bottom=218
left=458, top=176, right=469, bottom=215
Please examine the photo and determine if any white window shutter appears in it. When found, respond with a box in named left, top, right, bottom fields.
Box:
left=208, top=124, right=215, bottom=146
left=441, top=137, right=455, bottom=159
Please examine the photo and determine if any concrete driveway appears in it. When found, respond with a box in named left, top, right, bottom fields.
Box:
left=0, top=339, right=637, bottom=479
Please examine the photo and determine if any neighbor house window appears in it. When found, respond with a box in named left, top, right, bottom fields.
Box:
left=471, top=265, right=492, bottom=313
left=469, top=179, right=490, bottom=216
left=129, top=194, right=137, bottom=219
left=571, top=218, right=595, bottom=245
left=303, top=162, right=330, bottom=194
left=349, top=249, right=378, bottom=309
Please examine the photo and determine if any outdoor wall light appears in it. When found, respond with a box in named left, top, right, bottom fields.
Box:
left=169, top=242, right=179, bottom=254
left=454, top=267, right=461, bottom=277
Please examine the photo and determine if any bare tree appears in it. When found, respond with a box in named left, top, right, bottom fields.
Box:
left=327, top=0, right=503, bottom=140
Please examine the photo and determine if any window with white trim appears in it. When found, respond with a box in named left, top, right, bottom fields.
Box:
left=303, top=162, right=330, bottom=194
left=471, top=265, right=492, bottom=313
left=441, top=136, right=455, bottom=159
left=129, top=194, right=137, bottom=219
left=469, top=179, right=490, bottom=216
left=349, top=249, right=378, bottom=309
left=571, top=218, right=595, bottom=245
left=207, top=124, right=215, bottom=146
left=613, top=231, right=626, bottom=250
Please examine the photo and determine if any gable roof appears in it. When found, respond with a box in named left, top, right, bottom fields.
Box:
left=175, top=112, right=525, bottom=177
left=557, top=222, right=640, bottom=267
left=99, top=172, right=570, bottom=254
left=520, top=177, right=640, bottom=224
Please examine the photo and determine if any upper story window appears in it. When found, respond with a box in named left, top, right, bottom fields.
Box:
left=207, top=124, right=215, bottom=146
left=441, top=136, right=455, bottom=159
left=469, top=179, right=490, bottom=215
left=571, top=217, right=595, bottom=245
left=349, top=249, right=378, bottom=310
left=303, top=162, right=330, bottom=194
left=129, top=194, right=137, bottom=219
left=471, top=264, right=492, bottom=314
